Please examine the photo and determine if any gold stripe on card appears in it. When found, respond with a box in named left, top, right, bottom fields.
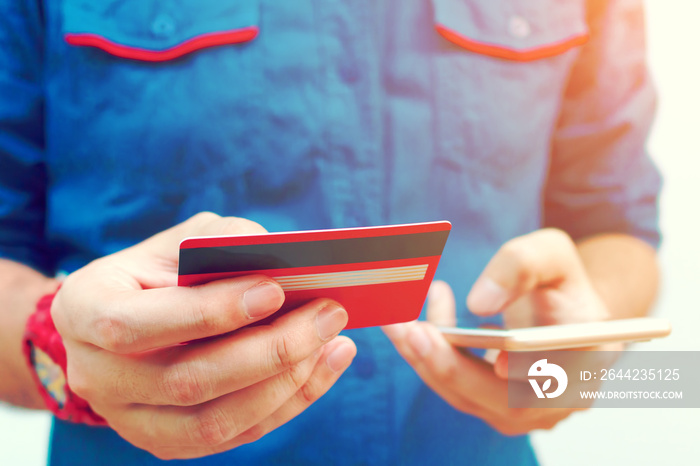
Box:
left=275, top=264, right=429, bottom=291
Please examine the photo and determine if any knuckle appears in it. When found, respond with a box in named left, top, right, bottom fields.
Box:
left=501, top=239, right=537, bottom=272
left=297, top=377, right=320, bottom=405
left=190, top=211, right=220, bottom=225
left=270, top=334, right=299, bottom=372
left=284, top=363, right=309, bottom=391
left=182, top=212, right=221, bottom=236
left=541, top=228, right=574, bottom=247
left=91, top=309, right=135, bottom=354
left=188, top=213, right=267, bottom=238
left=160, top=362, right=211, bottom=406
left=282, top=361, right=317, bottom=404
left=112, top=368, right=149, bottom=403
left=111, top=373, right=134, bottom=401
left=189, top=296, right=225, bottom=336
left=432, top=360, right=459, bottom=386
left=238, top=423, right=268, bottom=445
left=188, top=407, right=236, bottom=447
left=222, top=217, right=267, bottom=236
left=65, top=365, right=94, bottom=401
left=541, top=228, right=578, bottom=257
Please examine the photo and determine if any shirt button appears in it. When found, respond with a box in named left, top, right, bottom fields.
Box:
left=353, top=355, right=376, bottom=379
left=508, top=15, right=531, bottom=39
left=151, top=14, right=176, bottom=38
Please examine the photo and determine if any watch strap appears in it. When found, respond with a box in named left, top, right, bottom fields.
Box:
left=23, top=287, right=107, bottom=426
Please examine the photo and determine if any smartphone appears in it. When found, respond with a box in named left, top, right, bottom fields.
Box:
left=438, top=317, right=671, bottom=351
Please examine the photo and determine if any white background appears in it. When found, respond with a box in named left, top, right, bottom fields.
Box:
left=1, top=1, right=698, bottom=464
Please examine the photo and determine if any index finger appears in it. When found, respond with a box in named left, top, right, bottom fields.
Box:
left=467, top=229, right=587, bottom=316
left=129, top=212, right=269, bottom=260
left=57, top=274, right=285, bottom=353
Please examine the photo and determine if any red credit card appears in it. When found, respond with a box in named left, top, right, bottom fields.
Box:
left=178, top=221, right=451, bottom=329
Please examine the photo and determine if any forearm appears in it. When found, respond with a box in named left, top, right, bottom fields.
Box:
left=576, top=233, right=659, bottom=320
left=0, top=258, right=58, bottom=408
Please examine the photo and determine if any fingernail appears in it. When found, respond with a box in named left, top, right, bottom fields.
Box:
left=382, top=323, right=408, bottom=340
left=326, top=342, right=355, bottom=373
left=408, top=327, right=432, bottom=357
left=243, top=282, right=284, bottom=318
left=316, top=305, right=348, bottom=341
left=467, top=277, right=509, bottom=315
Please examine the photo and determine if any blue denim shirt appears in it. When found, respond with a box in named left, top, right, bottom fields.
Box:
left=1, top=0, right=660, bottom=464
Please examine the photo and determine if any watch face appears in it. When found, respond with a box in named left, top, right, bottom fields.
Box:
left=31, top=346, right=68, bottom=408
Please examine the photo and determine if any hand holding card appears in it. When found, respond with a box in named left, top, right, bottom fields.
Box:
left=178, top=221, right=452, bottom=329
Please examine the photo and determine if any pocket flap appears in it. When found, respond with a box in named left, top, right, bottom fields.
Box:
left=432, top=0, right=589, bottom=61
left=63, top=0, right=258, bottom=62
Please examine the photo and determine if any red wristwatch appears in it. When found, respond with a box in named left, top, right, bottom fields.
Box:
left=23, top=287, right=107, bottom=426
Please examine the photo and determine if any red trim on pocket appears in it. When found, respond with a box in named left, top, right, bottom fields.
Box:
left=435, top=24, right=588, bottom=62
left=64, top=26, right=258, bottom=62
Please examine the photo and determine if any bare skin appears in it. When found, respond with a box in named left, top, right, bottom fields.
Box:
left=1, top=221, right=657, bottom=451
left=383, top=228, right=658, bottom=435
left=0, top=212, right=357, bottom=459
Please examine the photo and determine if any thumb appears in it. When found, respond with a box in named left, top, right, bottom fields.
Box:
left=466, top=229, right=587, bottom=316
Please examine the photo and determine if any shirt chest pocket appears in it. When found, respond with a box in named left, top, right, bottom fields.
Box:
left=62, top=0, right=259, bottom=61
left=54, top=0, right=266, bottom=194
left=429, top=0, right=589, bottom=186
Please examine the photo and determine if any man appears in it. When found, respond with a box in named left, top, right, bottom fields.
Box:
left=0, top=0, right=660, bottom=464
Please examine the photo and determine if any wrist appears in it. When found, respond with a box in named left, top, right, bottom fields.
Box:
left=576, top=234, right=659, bottom=319
left=23, top=286, right=107, bottom=425
left=0, top=259, right=59, bottom=408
